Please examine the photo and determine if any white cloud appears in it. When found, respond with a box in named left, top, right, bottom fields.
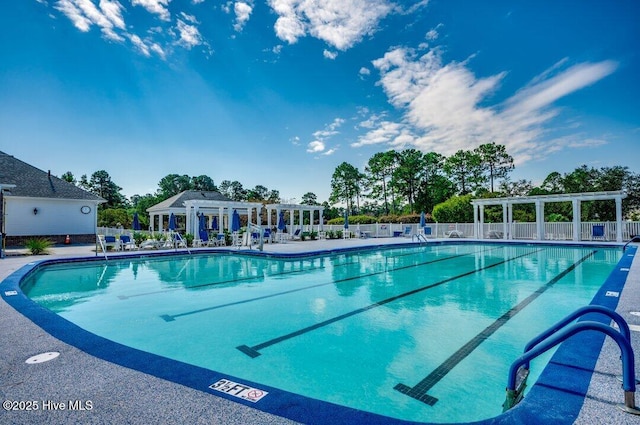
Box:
left=425, top=23, right=443, bottom=41
left=176, top=17, right=203, bottom=49
left=305, top=118, right=344, bottom=155
left=359, top=67, right=371, bottom=76
left=307, top=140, right=325, bottom=152
left=233, top=2, right=253, bottom=31
left=55, top=0, right=124, bottom=41
left=55, top=0, right=93, bottom=32
left=268, top=0, right=393, bottom=50
left=363, top=46, right=618, bottom=162
left=131, top=0, right=171, bottom=21
left=323, top=49, right=338, bottom=60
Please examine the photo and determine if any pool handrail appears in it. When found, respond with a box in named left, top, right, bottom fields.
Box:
left=623, top=235, right=640, bottom=251
left=522, top=305, right=631, bottom=369
left=504, top=320, right=639, bottom=415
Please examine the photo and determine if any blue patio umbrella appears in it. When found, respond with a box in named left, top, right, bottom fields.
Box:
left=211, top=216, right=219, bottom=231
left=343, top=211, right=349, bottom=229
left=231, top=209, right=241, bottom=232
left=168, top=213, right=176, bottom=231
left=420, top=211, right=426, bottom=228
left=198, top=213, right=206, bottom=232
left=132, top=212, right=141, bottom=231
left=278, top=211, right=286, bottom=231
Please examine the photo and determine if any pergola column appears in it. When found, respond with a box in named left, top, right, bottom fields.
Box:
left=502, top=203, right=508, bottom=239
left=319, top=209, right=324, bottom=231
left=289, top=208, right=294, bottom=230
left=535, top=201, right=545, bottom=240
left=615, top=196, right=623, bottom=242
left=479, top=205, right=485, bottom=239
left=473, top=204, right=478, bottom=238
left=507, top=203, right=513, bottom=240
left=572, top=200, right=581, bottom=241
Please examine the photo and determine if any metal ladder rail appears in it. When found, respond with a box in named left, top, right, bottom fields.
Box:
left=247, top=223, right=264, bottom=251
left=96, top=235, right=108, bottom=261
left=504, top=321, right=639, bottom=415
left=173, top=232, right=191, bottom=254
left=412, top=233, right=428, bottom=244
left=623, top=235, right=640, bottom=251
left=522, top=305, right=631, bottom=369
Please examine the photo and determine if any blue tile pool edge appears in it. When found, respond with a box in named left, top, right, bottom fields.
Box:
left=0, top=243, right=635, bottom=425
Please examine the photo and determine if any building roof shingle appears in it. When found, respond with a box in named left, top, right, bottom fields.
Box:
left=0, top=151, right=104, bottom=202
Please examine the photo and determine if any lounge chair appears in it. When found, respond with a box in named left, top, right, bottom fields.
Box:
left=291, top=229, right=301, bottom=240
left=445, top=229, right=463, bottom=238
left=403, top=226, right=413, bottom=238
left=120, top=234, right=136, bottom=250
left=423, top=226, right=433, bottom=238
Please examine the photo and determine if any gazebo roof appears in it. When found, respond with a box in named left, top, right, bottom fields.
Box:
left=147, top=191, right=232, bottom=212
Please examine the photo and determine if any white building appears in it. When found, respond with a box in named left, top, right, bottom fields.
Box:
left=0, top=151, right=104, bottom=247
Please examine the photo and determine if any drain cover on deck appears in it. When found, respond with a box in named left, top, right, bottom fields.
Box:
left=26, top=352, right=60, bottom=364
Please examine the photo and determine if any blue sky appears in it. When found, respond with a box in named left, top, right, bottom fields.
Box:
left=1, top=1, right=638, bottom=203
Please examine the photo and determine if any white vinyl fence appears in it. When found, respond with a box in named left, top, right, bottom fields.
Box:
left=98, top=221, right=640, bottom=242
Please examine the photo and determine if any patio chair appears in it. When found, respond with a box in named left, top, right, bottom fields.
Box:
left=173, top=233, right=188, bottom=248
left=423, top=226, right=433, bottom=238
left=119, top=234, right=136, bottom=250
left=291, top=229, right=302, bottom=240
left=103, top=235, right=120, bottom=251
left=403, top=226, right=413, bottom=238
left=591, top=224, right=606, bottom=241
left=194, top=230, right=214, bottom=247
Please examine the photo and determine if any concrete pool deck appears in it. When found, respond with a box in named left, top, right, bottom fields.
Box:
left=0, top=238, right=638, bottom=424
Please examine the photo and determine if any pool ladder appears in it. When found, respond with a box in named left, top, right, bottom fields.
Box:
left=623, top=235, right=640, bottom=251
left=412, top=233, right=429, bottom=244
left=503, top=305, right=640, bottom=416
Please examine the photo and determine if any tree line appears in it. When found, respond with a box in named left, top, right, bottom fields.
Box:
left=61, top=141, right=640, bottom=228
left=330, top=143, right=640, bottom=222
left=60, top=171, right=318, bottom=228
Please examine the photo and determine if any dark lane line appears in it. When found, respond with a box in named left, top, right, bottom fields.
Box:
left=394, top=250, right=598, bottom=406
left=236, top=248, right=542, bottom=358
left=161, top=246, right=498, bottom=322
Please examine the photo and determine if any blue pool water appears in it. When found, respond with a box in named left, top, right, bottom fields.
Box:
left=21, top=244, right=623, bottom=423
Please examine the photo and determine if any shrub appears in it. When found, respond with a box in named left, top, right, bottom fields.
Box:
left=327, top=214, right=377, bottom=225
left=25, top=238, right=53, bottom=255
left=432, top=195, right=474, bottom=223
left=132, top=231, right=146, bottom=246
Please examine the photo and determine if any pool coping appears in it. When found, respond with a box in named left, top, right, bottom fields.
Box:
left=0, top=240, right=637, bottom=424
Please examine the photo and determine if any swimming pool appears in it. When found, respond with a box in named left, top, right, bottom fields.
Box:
left=14, top=243, right=626, bottom=423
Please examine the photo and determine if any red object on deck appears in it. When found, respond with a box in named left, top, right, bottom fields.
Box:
left=64, top=235, right=71, bottom=244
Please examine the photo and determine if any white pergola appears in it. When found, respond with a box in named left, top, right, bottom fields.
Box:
left=183, top=200, right=264, bottom=237
left=147, top=199, right=263, bottom=236
left=264, top=203, right=324, bottom=232
left=470, top=190, right=627, bottom=242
